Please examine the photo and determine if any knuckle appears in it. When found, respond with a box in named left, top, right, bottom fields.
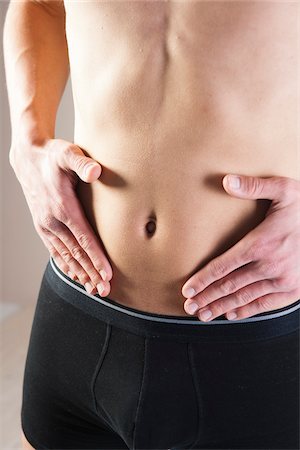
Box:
left=273, top=273, right=298, bottom=290
left=59, top=144, right=76, bottom=169
left=257, top=296, right=273, bottom=311
left=89, top=273, right=102, bottom=286
left=219, top=278, right=236, bottom=295
left=258, top=261, right=279, bottom=277
left=70, top=246, right=86, bottom=261
left=63, top=145, right=76, bottom=160
left=76, top=158, right=87, bottom=173
left=197, top=291, right=209, bottom=304
left=211, top=302, right=224, bottom=317
left=272, top=277, right=285, bottom=290
left=64, top=146, right=85, bottom=172
left=193, top=275, right=205, bottom=292
left=48, top=247, right=57, bottom=257
left=38, top=222, right=52, bottom=234
left=248, top=177, right=265, bottom=197
left=77, top=233, right=90, bottom=250
left=73, top=270, right=89, bottom=285
left=54, top=202, right=69, bottom=223
left=235, top=289, right=252, bottom=305
left=39, top=214, right=58, bottom=232
left=276, top=177, right=292, bottom=202
left=211, top=258, right=227, bottom=278
left=80, top=275, right=90, bottom=285
left=48, top=219, right=65, bottom=233
left=76, top=269, right=91, bottom=284
left=194, top=280, right=205, bottom=294
left=60, top=249, right=73, bottom=264
left=75, top=269, right=89, bottom=284
left=247, top=238, right=267, bottom=260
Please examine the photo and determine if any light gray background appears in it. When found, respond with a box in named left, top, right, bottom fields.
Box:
left=1, top=1, right=74, bottom=306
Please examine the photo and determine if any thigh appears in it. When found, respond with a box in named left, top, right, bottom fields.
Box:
left=21, top=271, right=129, bottom=449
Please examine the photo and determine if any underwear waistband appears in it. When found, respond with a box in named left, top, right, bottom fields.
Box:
left=46, top=256, right=300, bottom=342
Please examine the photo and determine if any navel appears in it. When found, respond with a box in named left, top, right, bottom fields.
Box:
left=145, top=216, right=157, bottom=238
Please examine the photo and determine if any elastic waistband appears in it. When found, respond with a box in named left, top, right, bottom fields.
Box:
left=46, top=256, right=300, bottom=342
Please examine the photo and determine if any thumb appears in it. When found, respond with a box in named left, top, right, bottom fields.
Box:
left=62, top=144, right=102, bottom=182
left=222, top=174, right=286, bottom=201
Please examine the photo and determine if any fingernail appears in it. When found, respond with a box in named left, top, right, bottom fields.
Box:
left=227, top=311, right=238, bottom=320
left=68, top=271, right=75, bottom=280
left=183, top=287, right=196, bottom=298
left=200, top=309, right=212, bottom=321
left=97, top=282, right=105, bottom=296
left=100, top=269, right=107, bottom=281
left=186, top=302, right=200, bottom=315
left=84, top=282, right=94, bottom=294
left=228, top=175, right=241, bottom=189
left=85, top=163, right=97, bottom=176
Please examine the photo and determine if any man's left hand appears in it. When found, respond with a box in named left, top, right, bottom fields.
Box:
left=182, top=174, right=300, bottom=321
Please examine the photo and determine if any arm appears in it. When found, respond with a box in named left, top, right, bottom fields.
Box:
left=3, top=0, right=112, bottom=296
left=3, top=0, right=69, bottom=151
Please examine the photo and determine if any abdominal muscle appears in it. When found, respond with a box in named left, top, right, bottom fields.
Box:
left=75, top=133, right=271, bottom=316
left=66, top=1, right=299, bottom=315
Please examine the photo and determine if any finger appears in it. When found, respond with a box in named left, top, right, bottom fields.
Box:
left=224, top=292, right=296, bottom=321
left=53, top=255, right=78, bottom=281
left=39, top=233, right=78, bottom=281
left=42, top=229, right=92, bottom=288
left=195, top=280, right=274, bottom=321
left=182, top=239, right=253, bottom=299
left=64, top=195, right=113, bottom=282
left=47, top=229, right=110, bottom=297
left=47, top=219, right=104, bottom=287
left=52, top=254, right=77, bottom=281
left=47, top=231, right=110, bottom=297
left=57, top=142, right=102, bottom=183
left=223, top=175, right=296, bottom=203
left=184, top=261, right=270, bottom=311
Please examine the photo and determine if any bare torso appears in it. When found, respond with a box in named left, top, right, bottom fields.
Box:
left=63, top=1, right=299, bottom=315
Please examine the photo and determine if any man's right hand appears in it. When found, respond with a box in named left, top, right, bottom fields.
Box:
left=9, top=137, right=112, bottom=297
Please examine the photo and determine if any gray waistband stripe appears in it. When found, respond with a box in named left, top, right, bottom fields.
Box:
left=49, top=257, right=300, bottom=325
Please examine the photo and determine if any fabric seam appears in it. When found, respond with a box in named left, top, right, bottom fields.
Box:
left=188, top=343, right=205, bottom=449
left=91, top=323, right=112, bottom=417
left=132, top=337, right=148, bottom=450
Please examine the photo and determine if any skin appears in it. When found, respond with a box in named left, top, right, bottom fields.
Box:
left=66, top=0, right=299, bottom=315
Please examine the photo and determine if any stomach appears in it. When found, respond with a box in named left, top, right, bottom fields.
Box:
left=73, top=117, right=296, bottom=315
left=68, top=1, right=298, bottom=315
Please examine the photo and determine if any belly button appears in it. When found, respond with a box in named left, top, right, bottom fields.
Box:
left=145, top=219, right=156, bottom=237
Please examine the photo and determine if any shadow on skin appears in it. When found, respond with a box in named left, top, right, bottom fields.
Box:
left=187, top=172, right=273, bottom=276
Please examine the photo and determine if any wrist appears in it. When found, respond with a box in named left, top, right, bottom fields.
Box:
left=10, top=111, right=54, bottom=149
left=10, top=129, right=53, bottom=170
left=10, top=127, right=53, bottom=156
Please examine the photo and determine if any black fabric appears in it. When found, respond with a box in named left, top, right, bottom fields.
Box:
left=21, top=258, right=300, bottom=449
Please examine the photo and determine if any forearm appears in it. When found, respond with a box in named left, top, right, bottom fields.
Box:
left=3, top=0, right=69, bottom=152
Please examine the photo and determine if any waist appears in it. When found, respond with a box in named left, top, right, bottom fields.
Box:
left=76, top=177, right=271, bottom=315
left=74, top=129, right=297, bottom=315
left=48, top=256, right=300, bottom=342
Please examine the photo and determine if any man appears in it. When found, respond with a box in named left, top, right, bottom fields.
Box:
left=3, top=1, right=300, bottom=449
